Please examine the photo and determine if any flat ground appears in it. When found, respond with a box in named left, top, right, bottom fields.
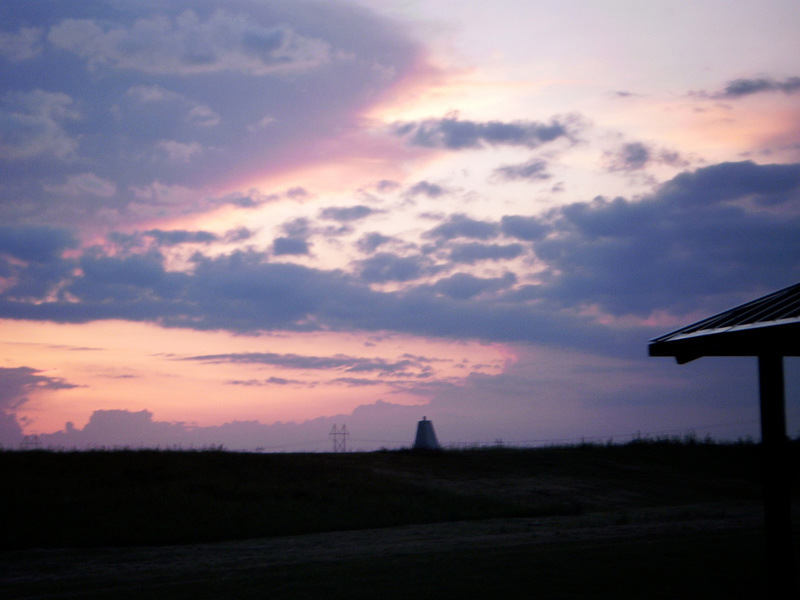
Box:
left=1, top=442, right=797, bottom=599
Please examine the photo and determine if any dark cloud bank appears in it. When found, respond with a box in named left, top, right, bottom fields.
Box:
left=1, top=160, right=799, bottom=357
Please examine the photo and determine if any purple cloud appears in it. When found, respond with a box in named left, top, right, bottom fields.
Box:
left=424, top=214, right=499, bottom=240
left=430, top=272, right=517, bottom=300
left=47, top=11, right=332, bottom=76
left=396, top=115, right=574, bottom=150
left=319, top=205, right=375, bottom=222
left=186, top=351, right=417, bottom=373
left=273, top=237, right=311, bottom=256
left=0, top=1, right=426, bottom=227
left=0, top=161, right=797, bottom=359
left=0, top=225, right=77, bottom=263
left=500, top=215, right=548, bottom=241
left=602, top=141, right=689, bottom=173
left=718, top=76, right=800, bottom=98
left=357, top=232, right=393, bottom=253
left=493, top=158, right=551, bottom=181
left=407, top=181, right=446, bottom=197
left=0, top=366, right=78, bottom=447
left=449, top=242, right=525, bottom=264
left=358, top=252, right=431, bottom=283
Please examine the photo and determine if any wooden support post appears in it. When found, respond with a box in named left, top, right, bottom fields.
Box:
left=758, top=354, right=795, bottom=598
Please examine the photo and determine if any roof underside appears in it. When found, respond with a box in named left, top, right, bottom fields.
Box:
left=649, top=282, right=800, bottom=363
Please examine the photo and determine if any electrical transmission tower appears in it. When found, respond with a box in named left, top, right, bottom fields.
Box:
left=20, top=434, right=41, bottom=450
left=329, top=424, right=349, bottom=452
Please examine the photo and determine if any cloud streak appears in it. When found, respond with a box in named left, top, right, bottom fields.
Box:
left=184, top=351, right=429, bottom=376
left=395, top=115, right=576, bottom=150
left=717, top=76, right=800, bottom=98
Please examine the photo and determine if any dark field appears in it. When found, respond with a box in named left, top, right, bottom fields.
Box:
left=2, top=441, right=799, bottom=598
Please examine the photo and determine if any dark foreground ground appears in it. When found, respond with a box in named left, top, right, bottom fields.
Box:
left=2, top=441, right=799, bottom=599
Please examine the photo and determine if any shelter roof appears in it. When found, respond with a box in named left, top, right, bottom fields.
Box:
left=648, top=282, right=800, bottom=363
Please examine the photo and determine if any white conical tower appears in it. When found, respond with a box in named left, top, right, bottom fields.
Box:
left=412, top=416, right=440, bottom=450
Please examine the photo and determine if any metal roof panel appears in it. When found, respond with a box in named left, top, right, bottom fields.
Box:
left=648, top=281, right=800, bottom=361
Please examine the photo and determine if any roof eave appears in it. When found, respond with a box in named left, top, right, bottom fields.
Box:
left=648, top=322, right=800, bottom=362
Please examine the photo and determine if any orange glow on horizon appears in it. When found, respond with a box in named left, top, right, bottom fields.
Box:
left=1, top=319, right=510, bottom=434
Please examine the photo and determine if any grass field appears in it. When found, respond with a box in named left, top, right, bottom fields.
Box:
left=1, top=440, right=798, bottom=598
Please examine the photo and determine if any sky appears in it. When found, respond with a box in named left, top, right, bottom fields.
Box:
left=1, top=0, right=800, bottom=451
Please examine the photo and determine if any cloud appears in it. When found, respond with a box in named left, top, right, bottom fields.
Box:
left=42, top=409, right=194, bottom=449
left=0, top=366, right=77, bottom=411
left=179, top=251, right=360, bottom=331
left=0, top=224, right=77, bottom=304
left=430, top=272, right=517, bottom=300
left=106, top=228, right=238, bottom=251
left=0, top=225, right=77, bottom=263
left=285, top=187, right=309, bottom=200
left=604, top=142, right=650, bottom=171
left=273, top=237, right=311, bottom=255
left=357, top=232, right=393, bottom=253
left=331, top=377, right=385, bottom=386
left=492, top=158, right=551, bottom=181
left=0, top=89, right=79, bottom=160
left=358, top=252, right=431, bottom=283
left=44, top=172, right=118, bottom=198
left=0, top=258, right=76, bottom=304
left=407, top=181, right=446, bottom=197
left=227, top=377, right=307, bottom=386
left=157, top=140, right=204, bottom=163
left=500, top=215, right=548, bottom=241
left=0, top=366, right=78, bottom=447
left=716, top=76, right=800, bottom=99
left=449, top=242, right=525, bottom=265
left=395, top=115, right=575, bottom=150
left=0, top=26, right=43, bottom=62
left=375, top=180, right=400, bottom=193
left=531, top=161, right=800, bottom=316
left=424, top=214, right=499, bottom=240
left=144, top=229, right=218, bottom=245
left=23, top=402, right=424, bottom=451
left=223, top=227, right=256, bottom=243
left=185, top=351, right=424, bottom=376
left=602, top=141, right=689, bottom=173
left=657, top=160, right=800, bottom=207
left=280, top=217, right=311, bottom=238
left=47, top=10, right=332, bottom=76
left=0, top=1, right=427, bottom=227
left=319, top=205, right=375, bottom=222
left=0, top=243, right=632, bottom=354
left=2, top=161, right=798, bottom=357
left=0, top=411, right=24, bottom=448
left=124, top=85, right=220, bottom=127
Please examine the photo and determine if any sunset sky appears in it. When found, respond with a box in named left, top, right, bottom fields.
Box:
left=2, top=0, right=800, bottom=451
